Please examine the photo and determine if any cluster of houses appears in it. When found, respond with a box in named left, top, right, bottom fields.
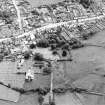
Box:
left=0, top=0, right=31, bottom=38
left=23, top=0, right=105, bottom=29
left=0, top=0, right=105, bottom=63
left=0, top=0, right=105, bottom=39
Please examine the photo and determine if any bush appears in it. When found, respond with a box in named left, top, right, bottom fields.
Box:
left=24, top=52, right=30, bottom=60
left=29, top=43, right=36, bottom=49
left=0, top=54, right=4, bottom=62
left=31, top=10, right=39, bottom=16
left=69, top=38, right=78, bottom=45
left=1, top=10, right=13, bottom=24
left=38, top=95, right=44, bottom=104
left=58, top=2, right=65, bottom=6
left=33, top=53, right=44, bottom=61
left=51, top=4, right=57, bottom=9
left=56, top=41, right=65, bottom=48
left=43, top=67, right=52, bottom=75
left=37, top=40, right=49, bottom=48
left=3, top=51, right=9, bottom=56
left=81, top=33, right=89, bottom=40
left=81, top=31, right=96, bottom=40
left=36, top=88, right=47, bottom=95
left=72, top=42, right=84, bottom=49
left=49, top=39, right=56, bottom=44
left=90, top=31, right=95, bottom=35
left=53, top=88, right=67, bottom=94
left=0, top=48, right=4, bottom=53
left=49, top=101, right=56, bottom=105
left=77, top=25, right=84, bottom=31
left=12, top=87, right=25, bottom=94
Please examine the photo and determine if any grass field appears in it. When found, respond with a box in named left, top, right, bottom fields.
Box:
left=0, top=30, right=105, bottom=105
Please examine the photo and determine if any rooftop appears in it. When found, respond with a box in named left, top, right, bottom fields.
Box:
left=26, top=0, right=66, bottom=7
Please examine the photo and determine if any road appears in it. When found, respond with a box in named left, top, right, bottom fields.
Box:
left=11, top=0, right=22, bottom=30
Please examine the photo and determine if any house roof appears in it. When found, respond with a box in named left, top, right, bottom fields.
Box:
left=26, top=0, right=65, bottom=7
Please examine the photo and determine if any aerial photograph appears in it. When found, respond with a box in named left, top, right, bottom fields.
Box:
left=0, top=0, right=105, bottom=105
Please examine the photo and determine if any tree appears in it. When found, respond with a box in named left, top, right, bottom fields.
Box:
left=38, top=95, right=44, bottom=105
left=51, top=4, right=57, bottom=9
left=62, top=50, right=67, bottom=57
left=43, top=67, right=52, bottom=75
left=31, top=10, right=39, bottom=16
left=58, top=2, right=65, bottom=6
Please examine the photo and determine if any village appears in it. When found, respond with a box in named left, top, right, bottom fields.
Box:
left=0, top=0, right=105, bottom=105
